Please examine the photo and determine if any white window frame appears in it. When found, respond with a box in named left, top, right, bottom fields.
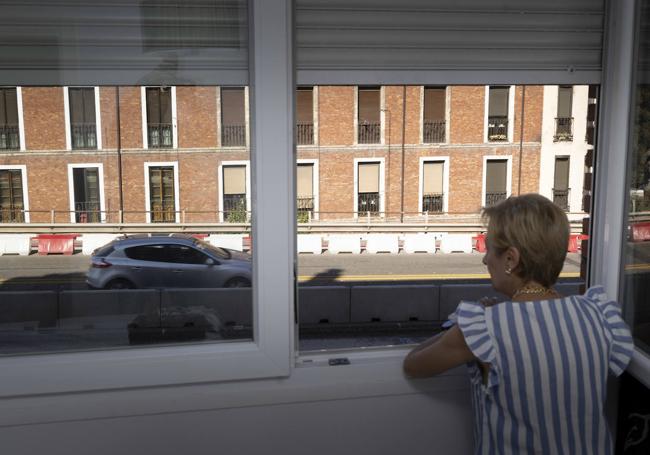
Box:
left=354, top=157, right=385, bottom=217
left=483, top=85, right=515, bottom=143
left=141, top=86, right=178, bottom=149
left=218, top=160, right=252, bottom=223
left=296, top=87, right=317, bottom=148
left=481, top=155, right=512, bottom=207
left=0, top=164, right=29, bottom=223
left=63, top=86, right=102, bottom=151
left=297, top=158, right=319, bottom=220
left=354, top=86, right=384, bottom=146
left=418, top=157, right=450, bottom=213
left=144, top=161, right=180, bottom=224
left=420, top=86, right=449, bottom=144
left=16, top=87, right=25, bottom=151
left=66, top=163, right=106, bottom=223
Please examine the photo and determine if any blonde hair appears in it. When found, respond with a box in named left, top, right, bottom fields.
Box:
left=482, top=194, right=570, bottom=287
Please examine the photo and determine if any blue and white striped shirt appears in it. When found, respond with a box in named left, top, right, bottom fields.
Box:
left=450, top=285, right=634, bottom=455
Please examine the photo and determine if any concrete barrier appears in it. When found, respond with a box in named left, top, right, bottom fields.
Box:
left=80, top=234, right=119, bottom=255
left=207, top=234, right=244, bottom=251
left=439, top=234, right=474, bottom=254
left=365, top=234, right=399, bottom=254
left=402, top=233, right=437, bottom=254
left=297, top=234, right=323, bottom=254
left=327, top=235, right=361, bottom=254
left=298, top=286, right=350, bottom=324
left=350, top=285, right=439, bottom=322
left=439, top=284, right=505, bottom=320
left=0, top=291, right=58, bottom=329
left=161, top=288, right=252, bottom=329
left=0, top=234, right=31, bottom=256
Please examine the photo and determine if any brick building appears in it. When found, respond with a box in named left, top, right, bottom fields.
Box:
left=0, top=84, right=586, bottom=224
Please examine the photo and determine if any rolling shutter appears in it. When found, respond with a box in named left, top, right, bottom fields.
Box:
left=358, top=162, right=380, bottom=193
left=423, top=162, right=443, bottom=194
left=223, top=165, right=246, bottom=195
left=297, top=164, right=314, bottom=198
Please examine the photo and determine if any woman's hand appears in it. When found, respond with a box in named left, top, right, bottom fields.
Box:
left=403, top=326, right=476, bottom=378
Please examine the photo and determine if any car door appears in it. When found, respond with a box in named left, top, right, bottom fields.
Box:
left=163, top=244, right=219, bottom=288
left=123, top=244, right=171, bottom=288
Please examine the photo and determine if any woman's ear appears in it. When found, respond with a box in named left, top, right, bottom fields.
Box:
left=505, top=246, right=521, bottom=271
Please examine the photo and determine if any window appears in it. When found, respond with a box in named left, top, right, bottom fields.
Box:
left=67, top=87, right=97, bottom=149
left=221, top=87, right=246, bottom=147
left=68, top=165, right=103, bottom=223
left=0, top=88, right=20, bottom=150
left=553, top=156, right=570, bottom=211
left=555, top=86, right=573, bottom=141
left=356, top=161, right=382, bottom=215
left=297, top=162, right=315, bottom=221
left=484, top=158, right=509, bottom=206
left=221, top=164, right=248, bottom=222
left=421, top=160, right=445, bottom=213
left=145, top=87, right=173, bottom=149
left=0, top=168, right=25, bottom=222
left=357, top=86, right=381, bottom=144
left=423, top=87, right=446, bottom=143
left=296, top=87, right=314, bottom=145
left=487, top=86, right=510, bottom=142
left=147, top=165, right=177, bottom=223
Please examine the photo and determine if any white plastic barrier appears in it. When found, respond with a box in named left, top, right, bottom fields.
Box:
left=297, top=234, right=323, bottom=254
left=207, top=234, right=244, bottom=251
left=80, top=234, right=119, bottom=255
left=439, top=234, right=474, bottom=254
left=0, top=234, right=32, bottom=256
left=402, top=233, right=438, bottom=254
left=365, top=234, right=399, bottom=254
left=327, top=235, right=361, bottom=254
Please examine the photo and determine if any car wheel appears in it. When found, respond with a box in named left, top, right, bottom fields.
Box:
left=224, top=277, right=251, bottom=288
left=105, top=278, right=135, bottom=290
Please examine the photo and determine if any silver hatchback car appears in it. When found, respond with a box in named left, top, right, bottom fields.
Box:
left=86, top=234, right=252, bottom=289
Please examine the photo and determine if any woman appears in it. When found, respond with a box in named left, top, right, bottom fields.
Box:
left=403, top=193, right=634, bottom=455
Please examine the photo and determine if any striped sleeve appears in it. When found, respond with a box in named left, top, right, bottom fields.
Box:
left=585, top=286, right=635, bottom=376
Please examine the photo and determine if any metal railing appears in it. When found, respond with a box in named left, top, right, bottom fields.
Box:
left=358, top=121, right=380, bottom=144
left=71, top=123, right=97, bottom=149
left=487, top=116, right=508, bottom=141
left=553, top=188, right=570, bottom=211
left=0, top=125, right=19, bottom=150
left=222, top=124, right=246, bottom=147
left=358, top=192, right=380, bottom=215
left=485, top=192, right=507, bottom=207
left=423, top=120, right=445, bottom=143
left=223, top=194, right=248, bottom=222
left=147, top=123, right=173, bottom=148
left=554, top=117, right=574, bottom=142
left=0, top=207, right=24, bottom=222
left=297, top=122, right=314, bottom=145
left=74, top=201, right=101, bottom=223
left=150, top=203, right=176, bottom=223
left=297, top=196, right=314, bottom=222
left=422, top=193, right=444, bottom=213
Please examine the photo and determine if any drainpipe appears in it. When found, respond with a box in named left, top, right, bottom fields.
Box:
left=400, top=85, right=406, bottom=223
left=517, top=86, right=526, bottom=195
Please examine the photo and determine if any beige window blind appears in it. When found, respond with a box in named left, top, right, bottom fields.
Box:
left=223, top=165, right=246, bottom=195
left=358, top=162, right=380, bottom=193
left=423, top=162, right=444, bottom=194
left=297, top=164, right=313, bottom=197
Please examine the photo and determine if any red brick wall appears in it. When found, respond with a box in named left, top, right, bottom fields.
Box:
left=118, top=87, right=143, bottom=149
left=177, top=86, right=217, bottom=149
left=449, top=86, right=485, bottom=144
left=100, top=87, right=118, bottom=150
left=319, top=86, right=355, bottom=146
left=22, top=88, right=66, bottom=151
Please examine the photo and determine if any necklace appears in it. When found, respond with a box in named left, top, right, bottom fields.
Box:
left=511, top=284, right=559, bottom=300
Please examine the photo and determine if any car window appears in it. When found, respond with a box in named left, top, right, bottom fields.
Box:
left=194, top=239, right=231, bottom=260
left=166, top=245, right=211, bottom=265
left=124, top=245, right=168, bottom=262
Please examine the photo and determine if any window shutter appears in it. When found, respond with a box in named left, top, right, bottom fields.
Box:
left=358, top=87, right=380, bottom=123
left=554, top=157, right=570, bottom=190
left=486, top=160, right=507, bottom=193
left=489, top=87, right=509, bottom=117
left=223, top=165, right=246, bottom=195
left=424, top=88, right=445, bottom=121
left=297, top=164, right=313, bottom=197
left=146, top=88, right=161, bottom=124
left=423, top=161, right=443, bottom=194
left=558, top=86, right=573, bottom=118
left=358, top=162, right=379, bottom=193
left=1, top=89, right=18, bottom=125
left=296, top=88, right=314, bottom=123
left=221, top=88, right=246, bottom=125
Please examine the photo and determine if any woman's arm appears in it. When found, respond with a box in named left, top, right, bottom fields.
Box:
left=403, top=325, right=476, bottom=378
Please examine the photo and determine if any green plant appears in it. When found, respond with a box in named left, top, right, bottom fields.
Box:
left=297, top=210, right=310, bottom=223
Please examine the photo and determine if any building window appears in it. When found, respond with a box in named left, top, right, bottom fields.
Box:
left=296, top=87, right=314, bottom=145
left=221, top=87, right=246, bottom=147
left=553, top=156, right=570, bottom=211
left=555, top=86, right=574, bottom=142
left=297, top=163, right=314, bottom=221
left=71, top=167, right=101, bottom=222
left=69, top=88, right=97, bottom=149
left=422, top=161, right=444, bottom=213
left=487, top=86, right=510, bottom=142
left=148, top=166, right=176, bottom=222
left=222, top=165, right=247, bottom=222
left=485, top=159, right=508, bottom=206
left=423, top=87, right=446, bottom=143
left=0, top=169, right=24, bottom=222
left=358, top=86, right=380, bottom=144
left=146, top=87, right=173, bottom=148
left=357, top=162, right=380, bottom=214
left=0, top=88, right=20, bottom=151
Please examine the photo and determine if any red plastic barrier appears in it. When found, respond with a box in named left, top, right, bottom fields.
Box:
left=36, top=234, right=79, bottom=255
left=568, top=234, right=582, bottom=253
left=473, top=233, right=487, bottom=253
left=191, top=233, right=208, bottom=240
left=631, top=222, right=650, bottom=242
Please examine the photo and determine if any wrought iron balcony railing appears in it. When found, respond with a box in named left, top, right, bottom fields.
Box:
left=74, top=201, right=101, bottom=223
left=148, top=123, right=173, bottom=148
left=422, top=193, right=444, bottom=213
left=297, top=196, right=314, bottom=222
left=358, top=192, right=380, bottom=215
left=71, top=123, right=97, bottom=149
left=223, top=194, right=247, bottom=222
left=553, top=188, right=570, bottom=211
left=297, top=122, right=314, bottom=145
left=222, top=124, right=246, bottom=147
left=0, top=125, right=20, bottom=150
left=150, top=203, right=176, bottom=223
left=0, top=206, right=24, bottom=222
left=423, top=120, right=446, bottom=143
left=554, top=117, right=574, bottom=142
left=358, top=121, right=380, bottom=144
left=488, top=116, right=508, bottom=142
left=485, top=192, right=507, bottom=207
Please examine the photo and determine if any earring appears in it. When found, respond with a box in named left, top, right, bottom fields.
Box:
left=505, top=266, right=512, bottom=275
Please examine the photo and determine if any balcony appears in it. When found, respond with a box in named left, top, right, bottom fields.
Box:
left=297, top=122, right=314, bottom=145
left=223, top=193, right=247, bottom=222
left=423, top=120, right=445, bottom=143
left=74, top=201, right=101, bottom=223
left=147, top=123, right=173, bottom=149
left=487, top=116, right=508, bottom=142
left=553, top=188, right=570, bottom=211
left=222, top=124, right=246, bottom=147
left=71, top=123, right=97, bottom=149
left=422, top=193, right=443, bottom=213
left=358, top=121, right=380, bottom=144
left=297, top=196, right=314, bottom=222
left=554, top=117, right=574, bottom=142
left=485, top=191, right=507, bottom=207
left=0, top=206, right=24, bottom=222
left=0, top=125, right=19, bottom=150
left=150, top=203, right=175, bottom=223
left=358, top=192, right=380, bottom=215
